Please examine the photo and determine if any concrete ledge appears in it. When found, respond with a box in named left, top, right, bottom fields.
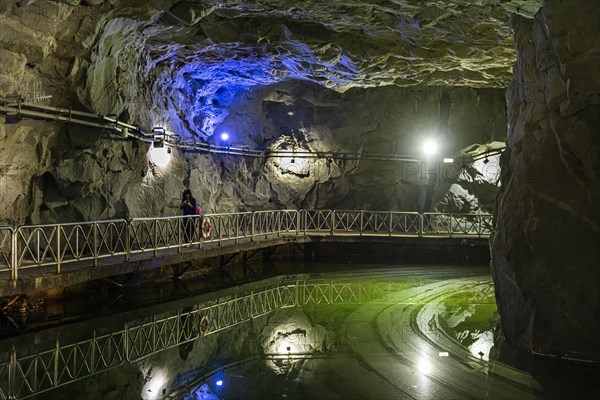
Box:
left=0, top=235, right=490, bottom=299
left=0, top=236, right=310, bottom=298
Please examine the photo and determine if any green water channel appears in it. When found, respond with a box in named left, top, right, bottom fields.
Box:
left=2, top=263, right=598, bottom=400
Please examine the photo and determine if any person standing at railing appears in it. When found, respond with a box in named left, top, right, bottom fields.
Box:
left=180, top=189, right=199, bottom=242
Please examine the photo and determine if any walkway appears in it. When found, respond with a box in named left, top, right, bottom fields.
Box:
left=0, top=210, right=492, bottom=296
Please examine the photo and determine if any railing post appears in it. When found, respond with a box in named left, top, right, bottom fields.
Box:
left=9, top=346, right=16, bottom=399
left=75, top=226, right=80, bottom=260
left=177, top=218, right=182, bottom=251
left=251, top=212, right=255, bottom=241
left=153, top=220, right=158, bottom=257
left=389, top=212, right=393, bottom=237
left=303, top=211, right=307, bottom=236
left=296, top=210, right=300, bottom=236
left=235, top=214, right=239, bottom=244
left=218, top=217, right=222, bottom=247
left=419, top=213, right=424, bottom=237
left=11, top=228, right=18, bottom=281
left=330, top=211, right=335, bottom=236
left=93, top=223, right=98, bottom=267
left=125, top=220, right=131, bottom=262
left=56, top=225, right=61, bottom=274
left=124, top=323, right=130, bottom=362
left=91, top=331, right=97, bottom=374
left=360, top=210, right=363, bottom=237
left=53, top=338, right=60, bottom=388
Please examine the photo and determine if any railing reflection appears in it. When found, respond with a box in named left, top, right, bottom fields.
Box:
left=0, top=278, right=396, bottom=399
left=0, top=228, right=13, bottom=279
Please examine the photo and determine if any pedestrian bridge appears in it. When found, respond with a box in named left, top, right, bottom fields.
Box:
left=0, top=210, right=493, bottom=282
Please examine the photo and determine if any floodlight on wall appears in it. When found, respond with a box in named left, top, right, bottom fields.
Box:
left=149, top=140, right=171, bottom=168
left=422, top=139, right=438, bottom=156
left=220, top=132, right=229, bottom=141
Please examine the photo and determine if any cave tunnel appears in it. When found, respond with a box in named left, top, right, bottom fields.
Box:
left=0, top=0, right=599, bottom=399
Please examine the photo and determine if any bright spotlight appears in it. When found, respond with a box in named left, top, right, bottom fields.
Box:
left=422, top=139, right=438, bottom=156
left=216, top=379, right=223, bottom=387
left=220, top=132, right=229, bottom=141
left=148, top=145, right=171, bottom=168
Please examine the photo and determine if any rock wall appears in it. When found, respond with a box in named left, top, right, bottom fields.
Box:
left=1, top=82, right=505, bottom=225
left=1, top=1, right=510, bottom=226
left=491, top=0, right=600, bottom=361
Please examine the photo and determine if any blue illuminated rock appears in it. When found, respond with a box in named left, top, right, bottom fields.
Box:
left=78, top=0, right=532, bottom=139
left=0, top=0, right=529, bottom=223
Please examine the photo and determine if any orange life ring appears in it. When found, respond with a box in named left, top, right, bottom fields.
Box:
left=199, top=315, right=211, bottom=335
left=201, top=217, right=212, bottom=238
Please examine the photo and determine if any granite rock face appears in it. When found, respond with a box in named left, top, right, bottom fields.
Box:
left=491, top=0, right=600, bottom=361
left=0, top=82, right=505, bottom=224
left=79, top=0, right=522, bottom=139
left=0, top=1, right=520, bottom=224
left=1, top=0, right=598, bottom=367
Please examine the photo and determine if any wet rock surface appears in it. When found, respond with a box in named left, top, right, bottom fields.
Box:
left=491, top=0, right=600, bottom=361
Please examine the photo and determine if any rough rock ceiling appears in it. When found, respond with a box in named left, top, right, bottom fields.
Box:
left=1, top=0, right=540, bottom=137
left=109, top=0, right=540, bottom=88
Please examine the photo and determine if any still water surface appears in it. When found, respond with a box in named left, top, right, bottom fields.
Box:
left=1, top=263, right=598, bottom=399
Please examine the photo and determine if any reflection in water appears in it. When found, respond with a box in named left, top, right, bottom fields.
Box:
left=417, top=356, right=433, bottom=375
left=142, top=369, right=167, bottom=400
left=439, top=283, right=498, bottom=362
left=1, top=264, right=599, bottom=400
left=185, top=383, right=219, bottom=400
left=267, top=324, right=312, bottom=356
left=469, top=330, right=494, bottom=361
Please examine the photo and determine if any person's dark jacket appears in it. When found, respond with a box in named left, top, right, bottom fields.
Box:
left=180, top=197, right=197, bottom=216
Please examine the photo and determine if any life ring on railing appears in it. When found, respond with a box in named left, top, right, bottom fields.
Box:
left=200, top=217, right=212, bottom=238
left=199, top=315, right=211, bottom=335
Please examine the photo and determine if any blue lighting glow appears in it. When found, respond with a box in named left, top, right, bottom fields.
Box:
left=172, top=55, right=275, bottom=138
left=216, top=379, right=223, bottom=387
left=220, top=132, right=229, bottom=141
left=161, top=43, right=359, bottom=141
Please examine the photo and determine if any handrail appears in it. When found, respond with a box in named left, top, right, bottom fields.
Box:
left=0, top=210, right=493, bottom=281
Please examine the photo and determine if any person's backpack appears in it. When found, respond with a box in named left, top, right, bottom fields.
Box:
left=195, top=204, right=201, bottom=215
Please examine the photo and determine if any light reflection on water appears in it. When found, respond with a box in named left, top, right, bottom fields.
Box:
left=3, top=264, right=599, bottom=400
left=438, top=283, right=498, bottom=362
